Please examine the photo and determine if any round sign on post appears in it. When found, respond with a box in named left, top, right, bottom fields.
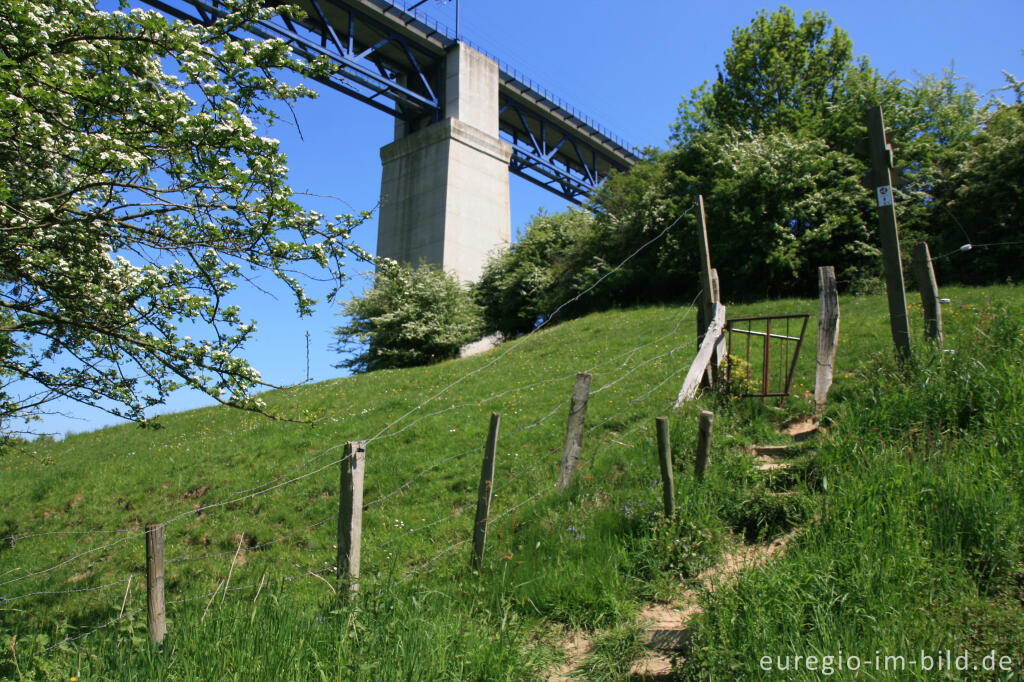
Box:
left=876, top=185, right=893, bottom=207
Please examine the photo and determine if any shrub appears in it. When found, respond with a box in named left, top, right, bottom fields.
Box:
left=473, top=209, right=598, bottom=336
left=723, top=354, right=762, bottom=395
left=331, top=261, right=483, bottom=372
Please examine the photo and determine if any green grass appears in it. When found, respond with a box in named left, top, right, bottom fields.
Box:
left=1, top=284, right=1022, bottom=680
left=683, top=292, right=1024, bottom=680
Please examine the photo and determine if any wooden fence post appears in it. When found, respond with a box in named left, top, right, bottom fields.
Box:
left=696, top=196, right=714, bottom=322
left=472, top=412, right=501, bottom=570
left=695, top=196, right=719, bottom=389
left=814, top=266, right=841, bottom=417
left=694, top=411, right=714, bottom=480
left=912, top=242, right=943, bottom=346
left=675, top=303, right=726, bottom=407
left=557, top=372, right=592, bottom=490
left=145, top=523, right=166, bottom=646
left=710, top=269, right=726, bottom=382
left=866, top=105, right=912, bottom=360
left=337, top=441, right=366, bottom=593
left=655, top=417, right=675, bottom=517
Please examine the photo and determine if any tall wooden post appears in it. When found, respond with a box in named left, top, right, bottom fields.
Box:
left=694, top=411, right=714, bottom=480
left=695, top=196, right=719, bottom=388
left=912, top=242, right=943, bottom=346
left=655, top=417, right=675, bottom=517
left=471, top=412, right=500, bottom=570
left=337, top=441, right=366, bottom=593
left=814, top=266, right=841, bottom=416
left=866, top=105, right=912, bottom=359
left=145, top=523, right=166, bottom=646
left=557, top=372, right=592, bottom=490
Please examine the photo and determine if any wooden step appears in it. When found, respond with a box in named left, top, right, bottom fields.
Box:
left=641, top=628, right=692, bottom=651
left=752, top=444, right=793, bottom=456
left=755, top=459, right=792, bottom=471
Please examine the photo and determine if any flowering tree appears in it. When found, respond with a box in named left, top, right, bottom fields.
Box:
left=332, top=261, right=483, bottom=373
left=0, top=0, right=368, bottom=436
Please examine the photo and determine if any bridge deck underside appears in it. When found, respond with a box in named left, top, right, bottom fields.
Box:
left=142, top=0, right=638, bottom=202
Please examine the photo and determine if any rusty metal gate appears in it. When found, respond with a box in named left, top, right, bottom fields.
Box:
left=725, top=314, right=810, bottom=406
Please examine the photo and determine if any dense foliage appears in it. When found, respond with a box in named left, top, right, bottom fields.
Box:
left=332, top=261, right=483, bottom=372
left=474, top=209, right=601, bottom=336
left=0, top=0, right=369, bottom=436
left=671, top=8, right=860, bottom=142
left=932, top=76, right=1024, bottom=284
left=671, top=128, right=875, bottom=297
left=475, top=8, right=1019, bottom=332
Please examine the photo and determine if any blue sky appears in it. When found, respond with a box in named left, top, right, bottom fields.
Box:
left=34, top=0, right=1024, bottom=437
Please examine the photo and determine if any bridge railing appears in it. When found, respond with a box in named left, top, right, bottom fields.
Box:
left=387, top=0, right=636, bottom=157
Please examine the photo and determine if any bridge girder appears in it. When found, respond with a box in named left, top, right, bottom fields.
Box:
left=139, top=0, right=638, bottom=203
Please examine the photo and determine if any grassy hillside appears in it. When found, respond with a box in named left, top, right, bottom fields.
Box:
left=1, top=284, right=1022, bottom=680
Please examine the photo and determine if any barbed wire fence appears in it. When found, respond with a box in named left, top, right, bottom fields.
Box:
left=1, top=202, right=719, bottom=657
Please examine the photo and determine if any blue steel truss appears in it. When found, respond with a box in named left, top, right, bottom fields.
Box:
left=501, top=94, right=622, bottom=202
left=144, top=0, right=445, bottom=120
left=139, top=0, right=638, bottom=203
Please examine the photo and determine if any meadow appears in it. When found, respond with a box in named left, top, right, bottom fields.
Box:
left=1, top=283, right=1022, bottom=680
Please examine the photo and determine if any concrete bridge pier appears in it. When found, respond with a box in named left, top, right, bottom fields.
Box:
left=376, top=44, right=513, bottom=283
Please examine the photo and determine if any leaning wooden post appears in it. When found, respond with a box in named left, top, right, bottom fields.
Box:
left=912, top=242, right=943, bottom=346
left=675, top=303, right=726, bottom=407
left=557, top=372, right=592, bottom=490
left=694, top=411, right=714, bottom=480
left=145, top=523, right=166, bottom=646
left=814, top=266, right=841, bottom=417
left=337, top=441, right=366, bottom=593
left=866, top=105, right=912, bottom=360
left=471, top=412, right=501, bottom=571
left=655, top=417, right=675, bottom=517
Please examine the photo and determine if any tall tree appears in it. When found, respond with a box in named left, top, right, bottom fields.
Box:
left=672, top=7, right=859, bottom=143
left=664, top=6, right=987, bottom=296
left=0, top=0, right=368, bottom=437
left=473, top=6, right=999, bottom=334
left=932, top=74, right=1024, bottom=284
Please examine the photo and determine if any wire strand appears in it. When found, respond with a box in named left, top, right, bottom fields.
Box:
left=363, top=203, right=696, bottom=446
left=167, top=518, right=331, bottom=564
left=3, top=575, right=135, bottom=604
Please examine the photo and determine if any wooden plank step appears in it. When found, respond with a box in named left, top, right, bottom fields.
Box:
left=756, top=460, right=792, bottom=471
left=641, top=628, right=692, bottom=651
left=752, top=444, right=793, bottom=456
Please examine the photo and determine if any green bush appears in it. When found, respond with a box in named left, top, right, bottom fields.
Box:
left=331, top=261, right=483, bottom=372
left=626, top=511, right=724, bottom=584
left=934, top=97, right=1024, bottom=285
left=473, top=209, right=599, bottom=336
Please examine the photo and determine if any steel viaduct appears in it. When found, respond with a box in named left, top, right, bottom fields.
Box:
left=142, top=0, right=639, bottom=281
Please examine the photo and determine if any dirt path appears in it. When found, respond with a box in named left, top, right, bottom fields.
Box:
left=544, top=528, right=801, bottom=681
left=627, top=528, right=800, bottom=678
left=548, top=420, right=820, bottom=680
left=629, top=421, right=820, bottom=678
left=547, top=632, right=594, bottom=682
